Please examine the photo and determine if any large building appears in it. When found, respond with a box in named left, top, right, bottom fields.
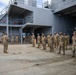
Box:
left=0, top=0, right=76, bottom=43
left=51, top=0, right=76, bottom=37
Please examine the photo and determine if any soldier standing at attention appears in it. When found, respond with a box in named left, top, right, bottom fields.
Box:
left=31, top=33, right=35, bottom=47
left=54, top=32, right=57, bottom=48
left=58, top=32, right=65, bottom=55
left=67, top=34, right=70, bottom=45
left=40, top=33, right=44, bottom=45
left=2, top=33, right=9, bottom=53
left=42, top=35, right=46, bottom=50
left=49, top=33, right=54, bottom=52
left=47, top=34, right=50, bottom=47
left=1, top=35, right=3, bottom=44
left=47, top=34, right=51, bottom=48
left=55, top=33, right=59, bottom=49
left=64, top=33, right=68, bottom=50
left=37, top=34, right=41, bottom=48
left=72, top=31, right=76, bottom=57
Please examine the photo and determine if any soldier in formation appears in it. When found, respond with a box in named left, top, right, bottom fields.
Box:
left=1, top=33, right=9, bottom=53
left=0, top=35, right=3, bottom=44
left=72, top=31, right=76, bottom=57
left=64, top=33, right=68, bottom=50
left=42, top=34, right=46, bottom=50
left=58, top=32, right=65, bottom=55
left=37, top=34, right=41, bottom=48
left=54, top=32, right=57, bottom=48
left=47, top=34, right=50, bottom=47
left=31, top=33, right=35, bottom=47
left=15, top=35, right=19, bottom=44
left=30, top=31, right=76, bottom=57
left=49, top=33, right=54, bottom=52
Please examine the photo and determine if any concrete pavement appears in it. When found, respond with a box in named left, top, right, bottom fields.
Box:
left=0, top=44, right=76, bottom=75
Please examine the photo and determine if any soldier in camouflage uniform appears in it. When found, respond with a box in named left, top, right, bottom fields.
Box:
left=40, top=33, right=44, bottom=44
left=1, top=33, right=9, bottom=53
left=31, top=33, right=35, bottom=47
left=67, top=34, right=70, bottom=45
left=37, top=34, right=41, bottom=48
left=42, top=35, right=46, bottom=50
left=55, top=33, right=59, bottom=49
left=72, top=31, right=76, bottom=57
left=54, top=32, right=57, bottom=48
left=58, top=32, right=65, bottom=55
left=0, top=35, right=3, bottom=44
left=64, top=33, right=68, bottom=50
left=49, top=33, right=54, bottom=52
left=47, top=34, right=50, bottom=47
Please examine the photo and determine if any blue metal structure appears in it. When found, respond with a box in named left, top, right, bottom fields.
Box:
left=0, top=0, right=76, bottom=43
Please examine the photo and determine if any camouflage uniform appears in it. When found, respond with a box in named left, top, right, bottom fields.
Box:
left=37, top=34, right=41, bottom=48
left=64, top=34, right=68, bottom=50
left=49, top=34, right=54, bottom=52
left=2, top=33, right=9, bottom=53
left=40, top=33, right=44, bottom=45
left=67, top=34, right=70, bottom=45
left=11, top=36, right=14, bottom=44
left=31, top=33, right=35, bottom=47
left=42, top=35, right=46, bottom=50
left=72, top=31, right=76, bottom=57
left=47, top=34, right=50, bottom=47
left=58, top=33, right=65, bottom=55
left=55, top=33, right=59, bottom=49
left=54, top=33, right=57, bottom=48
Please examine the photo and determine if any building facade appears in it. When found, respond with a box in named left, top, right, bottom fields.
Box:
left=0, top=0, right=76, bottom=43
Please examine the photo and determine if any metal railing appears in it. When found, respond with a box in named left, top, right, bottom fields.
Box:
left=51, top=0, right=76, bottom=11
left=9, top=0, right=47, bottom=8
left=0, top=0, right=49, bottom=19
left=9, top=16, right=33, bottom=25
left=0, top=19, right=7, bottom=24
left=0, top=0, right=50, bottom=17
left=0, top=0, right=11, bottom=20
left=0, top=0, right=49, bottom=25
left=9, top=19, right=24, bottom=25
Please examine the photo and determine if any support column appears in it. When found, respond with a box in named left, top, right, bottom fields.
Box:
left=20, top=28, right=22, bottom=44
left=7, top=15, right=9, bottom=36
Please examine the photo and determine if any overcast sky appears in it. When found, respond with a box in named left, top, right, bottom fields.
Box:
left=0, top=0, right=51, bottom=11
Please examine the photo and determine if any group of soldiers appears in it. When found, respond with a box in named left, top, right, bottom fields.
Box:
left=0, top=35, right=19, bottom=44
left=11, top=35, right=19, bottom=44
left=0, top=31, right=76, bottom=58
left=31, top=31, right=76, bottom=57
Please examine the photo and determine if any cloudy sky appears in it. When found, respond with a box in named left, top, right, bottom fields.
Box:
left=0, top=0, right=51, bottom=11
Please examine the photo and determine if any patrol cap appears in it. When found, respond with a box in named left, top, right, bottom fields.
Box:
left=42, top=33, right=44, bottom=35
left=73, top=31, right=76, bottom=35
left=60, top=32, right=63, bottom=35
left=37, top=33, right=39, bottom=35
